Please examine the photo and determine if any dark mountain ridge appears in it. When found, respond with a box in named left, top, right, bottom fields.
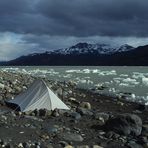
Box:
left=1, top=43, right=148, bottom=66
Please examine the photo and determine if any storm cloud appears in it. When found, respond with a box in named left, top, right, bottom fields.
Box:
left=0, top=0, right=148, bottom=37
left=0, top=0, right=148, bottom=60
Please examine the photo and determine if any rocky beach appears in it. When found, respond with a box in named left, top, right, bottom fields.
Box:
left=0, top=71, right=148, bottom=148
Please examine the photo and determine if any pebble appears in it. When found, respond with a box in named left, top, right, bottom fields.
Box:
left=18, top=143, right=23, bottom=147
left=76, top=107, right=93, bottom=116
left=64, top=145, right=74, bottom=148
left=94, top=112, right=109, bottom=122
left=60, top=133, right=84, bottom=142
left=126, top=141, right=143, bottom=148
left=76, top=146, right=89, bottom=148
left=46, top=125, right=59, bottom=134
left=80, top=102, right=91, bottom=109
left=59, top=141, right=69, bottom=147
left=93, top=145, right=104, bottom=148
left=143, top=143, right=148, bottom=148
left=117, top=101, right=124, bottom=106
left=52, top=109, right=60, bottom=117
left=69, top=97, right=80, bottom=105
left=0, top=83, right=5, bottom=89
left=71, top=112, right=81, bottom=120
left=22, top=142, right=30, bottom=148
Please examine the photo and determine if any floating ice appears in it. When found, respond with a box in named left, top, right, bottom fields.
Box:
left=119, top=83, right=135, bottom=87
left=122, top=78, right=139, bottom=85
left=84, top=77, right=90, bottom=79
left=132, top=72, right=146, bottom=79
left=119, top=83, right=130, bottom=87
left=79, top=79, right=87, bottom=83
left=123, top=78, right=137, bottom=83
left=131, top=93, right=136, bottom=99
left=98, top=72, right=105, bottom=76
left=113, top=77, right=123, bottom=83
left=97, top=70, right=117, bottom=76
left=104, top=81, right=111, bottom=85
left=92, top=69, right=100, bottom=73
left=120, top=74, right=128, bottom=77
left=142, top=77, right=148, bottom=86
left=2, top=67, right=19, bottom=72
left=109, top=88, right=116, bottom=93
left=63, top=74, right=72, bottom=78
left=66, top=69, right=80, bottom=73
left=82, top=69, right=91, bottom=73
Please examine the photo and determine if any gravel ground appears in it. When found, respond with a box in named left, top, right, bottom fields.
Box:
left=0, top=71, right=147, bottom=148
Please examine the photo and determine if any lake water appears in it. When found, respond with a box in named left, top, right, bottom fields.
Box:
left=1, top=66, right=148, bottom=105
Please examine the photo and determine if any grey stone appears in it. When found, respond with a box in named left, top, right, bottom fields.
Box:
left=45, top=145, right=53, bottom=148
left=93, top=145, right=103, bottom=148
left=59, top=141, right=69, bottom=147
left=142, top=124, right=148, bottom=136
left=140, top=136, right=148, bottom=144
left=69, top=97, right=80, bottom=105
left=39, top=109, right=47, bottom=117
left=94, top=112, right=109, bottom=121
left=60, top=133, right=84, bottom=142
left=76, top=107, right=93, bottom=116
left=52, top=109, right=60, bottom=117
left=76, top=146, right=89, bottom=148
left=138, top=104, right=148, bottom=111
left=80, top=102, right=91, bottom=109
left=5, top=144, right=13, bottom=148
left=105, top=113, right=142, bottom=136
left=127, top=141, right=143, bottom=148
left=22, top=142, right=30, bottom=148
left=46, top=125, right=59, bottom=134
left=0, top=83, right=5, bottom=89
left=24, top=115, right=43, bottom=122
left=71, top=112, right=81, bottom=120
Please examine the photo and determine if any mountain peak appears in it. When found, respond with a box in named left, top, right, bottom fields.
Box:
left=71, top=42, right=89, bottom=49
left=53, top=42, right=134, bottom=55
left=118, top=44, right=134, bottom=52
left=54, top=42, right=135, bottom=55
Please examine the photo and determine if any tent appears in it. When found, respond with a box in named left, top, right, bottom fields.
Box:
left=6, top=79, right=70, bottom=112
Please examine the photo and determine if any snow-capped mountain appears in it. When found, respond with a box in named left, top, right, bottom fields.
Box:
left=53, top=43, right=134, bottom=55
left=4, top=42, right=148, bottom=66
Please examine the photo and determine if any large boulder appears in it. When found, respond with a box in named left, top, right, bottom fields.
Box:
left=105, top=113, right=142, bottom=136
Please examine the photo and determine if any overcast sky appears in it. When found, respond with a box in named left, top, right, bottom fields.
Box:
left=0, top=0, right=148, bottom=60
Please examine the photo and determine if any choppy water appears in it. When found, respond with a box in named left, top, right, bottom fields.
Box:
left=1, top=66, right=148, bottom=104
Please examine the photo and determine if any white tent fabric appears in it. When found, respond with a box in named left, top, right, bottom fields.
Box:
left=7, top=79, right=70, bottom=112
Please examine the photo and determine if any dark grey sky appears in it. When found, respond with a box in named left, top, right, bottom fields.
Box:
left=0, top=0, right=148, bottom=60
